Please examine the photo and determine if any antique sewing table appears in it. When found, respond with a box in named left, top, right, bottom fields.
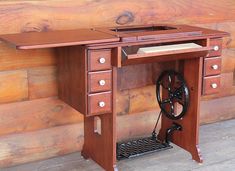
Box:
left=0, top=25, right=228, bottom=171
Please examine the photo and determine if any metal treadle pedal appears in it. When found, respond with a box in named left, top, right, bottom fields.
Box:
left=116, top=137, right=172, bottom=160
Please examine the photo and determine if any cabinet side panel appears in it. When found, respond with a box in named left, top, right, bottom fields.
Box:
left=57, top=46, right=87, bottom=114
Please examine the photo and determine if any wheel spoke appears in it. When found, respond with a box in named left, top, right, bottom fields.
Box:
left=174, top=94, right=182, bottom=101
left=168, top=74, right=172, bottom=83
left=161, top=98, right=171, bottom=104
left=174, top=85, right=184, bottom=94
left=167, top=74, right=172, bottom=91
left=173, top=92, right=185, bottom=106
left=170, top=103, right=174, bottom=115
left=172, top=85, right=184, bottom=100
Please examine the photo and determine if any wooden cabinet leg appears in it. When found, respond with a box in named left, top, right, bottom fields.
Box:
left=82, top=113, right=117, bottom=171
left=82, top=67, right=118, bottom=171
left=191, top=145, right=203, bottom=163
left=158, top=57, right=203, bottom=163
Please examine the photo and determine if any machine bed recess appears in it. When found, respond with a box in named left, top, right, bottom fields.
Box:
left=110, top=25, right=176, bottom=33
left=101, top=25, right=205, bottom=42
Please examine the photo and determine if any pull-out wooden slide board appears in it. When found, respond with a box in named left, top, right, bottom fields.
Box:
left=137, top=43, right=202, bottom=54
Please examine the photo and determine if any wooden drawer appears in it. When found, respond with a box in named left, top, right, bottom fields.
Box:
left=88, top=70, right=112, bottom=93
left=203, top=75, right=221, bottom=95
left=88, top=49, right=112, bottom=71
left=88, top=92, right=112, bottom=116
left=208, top=38, right=222, bottom=57
left=204, top=57, right=221, bottom=76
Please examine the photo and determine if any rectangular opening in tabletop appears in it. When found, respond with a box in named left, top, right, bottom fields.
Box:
left=110, top=26, right=176, bottom=33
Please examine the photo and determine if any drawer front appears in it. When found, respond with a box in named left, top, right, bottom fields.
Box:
left=88, top=92, right=112, bottom=116
left=88, top=71, right=112, bottom=93
left=203, top=76, right=221, bottom=95
left=208, top=38, right=222, bottom=57
left=88, top=49, right=112, bottom=71
left=204, top=57, right=221, bottom=76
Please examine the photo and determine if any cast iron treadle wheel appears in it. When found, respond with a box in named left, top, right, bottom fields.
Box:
left=156, top=70, right=189, bottom=120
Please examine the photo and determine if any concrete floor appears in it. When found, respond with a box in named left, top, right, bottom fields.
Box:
left=1, top=119, right=235, bottom=171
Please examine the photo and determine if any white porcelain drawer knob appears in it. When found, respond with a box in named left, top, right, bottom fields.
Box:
left=211, top=64, right=219, bottom=70
left=211, top=83, right=218, bottom=89
left=99, top=80, right=106, bottom=86
left=98, top=101, right=105, bottom=108
left=99, top=57, right=106, bottom=64
left=213, top=45, right=219, bottom=51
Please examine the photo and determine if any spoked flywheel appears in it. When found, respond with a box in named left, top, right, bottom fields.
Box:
left=156, top=70, right=189, bottom=120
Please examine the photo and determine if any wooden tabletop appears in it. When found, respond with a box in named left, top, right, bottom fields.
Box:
left=0, top=25, right=228, bottom=50
left=0, top=29, right=119, bottom=50
left=96, top=25, right=229, bottom=42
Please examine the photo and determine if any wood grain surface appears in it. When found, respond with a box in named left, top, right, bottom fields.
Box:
left=0, top=123, right=84, bottom=168
left=0, top=95, right=234, bottom=168
left=0, top=0, right=234, bottom=167
left=0, top=70, right=28, bottom=103
left=0, top=43, right=55, bottom=71
left=0, top=97, right=83, bottom=136
left=0, top=1, right=234, bottom=34
left=28, top=66, right=58, bottom=99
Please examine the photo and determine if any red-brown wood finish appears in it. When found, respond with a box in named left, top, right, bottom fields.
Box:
left=82, top=67, right=118, bottom=171
left=111, top=47, right=122, bottom=68
left=0, top=29, right=119, bottom=49
left=203, top=76, right=221, bottom=95
left=88, top=92, right=112, bottom=116
left=122, top=50, right=209, bottom=66
left=208, top=38, right=222, bottom=57
left=203, top=57, right=222, bottom=76
left=56, top=46, right=87, bottom=114
left=88, top=49, right=112, bottom=71
left=0, top=25, right=228, bottom=171
left=82, top=46, right=117, bottom=170
left=202, top=38, right=223, bottom=96
left=159, top=57, right=204, bottom=162
left=0, top=25, right=228, bottom=50
left=88, top=70, right=112, bottom=93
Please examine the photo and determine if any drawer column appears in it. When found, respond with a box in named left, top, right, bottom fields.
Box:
left=81, top=48, right=118, bottom=171
left=202, top=38, right=223, bottom=95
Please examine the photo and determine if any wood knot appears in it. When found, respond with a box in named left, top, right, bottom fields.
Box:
left=21, top=20, right=52, bottom=33
left=116, top=11, right=134, bottom=25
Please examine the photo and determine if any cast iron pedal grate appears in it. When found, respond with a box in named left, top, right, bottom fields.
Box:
left=116, top=136, right=172, bottom=160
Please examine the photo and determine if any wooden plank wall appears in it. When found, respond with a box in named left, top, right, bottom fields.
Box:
left=0, top=0, right=234, bottom=168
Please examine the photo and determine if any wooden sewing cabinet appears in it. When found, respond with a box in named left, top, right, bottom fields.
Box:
left=0, top=24, right=228, bottom=171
